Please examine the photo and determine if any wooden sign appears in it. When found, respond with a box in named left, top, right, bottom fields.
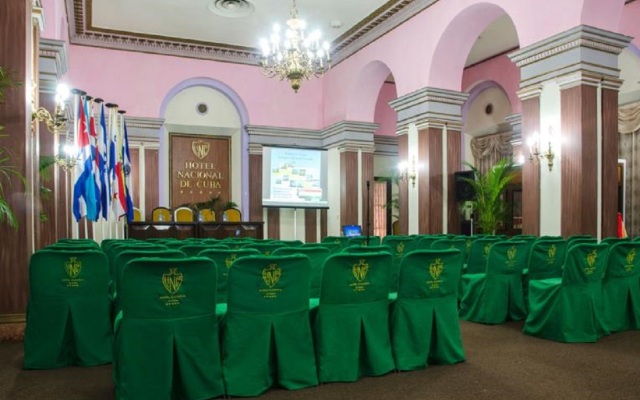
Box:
left=170, top=134, right=230, bottom=208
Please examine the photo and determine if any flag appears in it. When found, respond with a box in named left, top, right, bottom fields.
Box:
left=87, top=100, right=102, bottom=220
left=122, top=119, right=134, bottom=222
left=97, top=103, right=109, bottom=219
left=72, top=96, right=100, bottom=222
left=111, top=109, right=127, bottom=219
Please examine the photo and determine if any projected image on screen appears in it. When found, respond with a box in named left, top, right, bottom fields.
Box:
left=262, top=147, right=329, bottom=208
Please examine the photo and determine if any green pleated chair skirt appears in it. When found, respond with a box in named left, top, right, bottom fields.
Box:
left=602, top=277, right=640, bottom=332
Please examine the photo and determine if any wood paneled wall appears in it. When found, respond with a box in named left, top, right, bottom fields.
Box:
left=398, top=135, right=408, bottom=235
left=521, top=97, right=541, bottom=236
left=249, top=153, right=262, bottom=222
left=143, top=148, right=159, bottom=221
left=0, top=0, right=33, bottom=315
left=129, top=148, right=140, bottom=209
left=418, top=128, right=443, bottom=234
left=601, top=88, right=619, bottom=238
left=447, top=129, right=462, bottom=234
left=561, top=85, right=598, bottom=237
left=320, top=209, right=327, bottom=238
left=304, top=209, right=317, bottom=242
left=340, top=151, right=358, bottom=227
left=38, top=93, right=58, bottom=248
left=267, top=208, right=279, bottom=239
left=361, top=152, right=374, bottom=237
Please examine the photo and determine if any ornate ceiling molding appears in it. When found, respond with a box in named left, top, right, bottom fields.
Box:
left=66, top=0, right=440, bottom=66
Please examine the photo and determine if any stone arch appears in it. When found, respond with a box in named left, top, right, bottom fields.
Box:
left=158, top=77, right=250, bottom=215
left=462, top=80, right=512, bottom=126
left=346, top=60, right=395, bottom=122
left=427, top=2, right=519, bottom=91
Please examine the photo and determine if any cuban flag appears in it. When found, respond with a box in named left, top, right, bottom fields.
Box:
left=97, top=103, right=110, bottom=220
left=72, top=97, right=100, bottom=222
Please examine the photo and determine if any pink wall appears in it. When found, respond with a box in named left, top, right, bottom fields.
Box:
left=66, top=45, right=325, bottom=129
left=619, top=0, right=640, bottom=49
left=461, top=54, right=521, bottom=114
left=373, top=82, right=398, bottom=137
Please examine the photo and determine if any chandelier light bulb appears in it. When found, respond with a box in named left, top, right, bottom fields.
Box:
left=258, top=0, right=332, bottom=92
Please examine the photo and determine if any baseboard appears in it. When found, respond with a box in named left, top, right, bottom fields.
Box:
left=0, top=314, right=26, bottom=324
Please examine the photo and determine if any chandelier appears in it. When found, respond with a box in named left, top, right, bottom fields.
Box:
left=259, top=0, right=331, bottom=92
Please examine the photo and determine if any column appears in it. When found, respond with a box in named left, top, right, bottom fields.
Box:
left=0, top=0, right=39, bottom=329
left=390, top=88, right=468, bottom=234
left=510, top=26, right=631, bottom=238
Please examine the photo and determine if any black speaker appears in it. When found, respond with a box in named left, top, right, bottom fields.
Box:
left=454, top=171, right=475, bottom=202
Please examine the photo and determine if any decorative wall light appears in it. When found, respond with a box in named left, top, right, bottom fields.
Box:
left=31, top=83, right=70, bottom=134
left=527, top=126, right=555, bottom=171
left=258, top=0, right=331, bottom=92
left=54, top=133, right=78, bottom=172
left=398, top=156, right=418, bottom=188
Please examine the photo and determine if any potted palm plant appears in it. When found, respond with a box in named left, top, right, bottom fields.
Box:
left=0, top=66, right=24, bottom=229
left=463, top=158, right=516, bottom=235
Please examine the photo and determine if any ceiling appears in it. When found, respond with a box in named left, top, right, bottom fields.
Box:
left=70, top=0, right=519, bottom=69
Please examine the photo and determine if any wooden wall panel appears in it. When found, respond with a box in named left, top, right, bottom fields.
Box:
left=267, top=208, right=279, bottom=239
left=447, top=129, right=462, bottom=234
left=561, top=85, right=598, bottom=237
left=340, top=151, right=358, bottom=227
left=304, top=209, right=317, bottom=243
left=521, top=97, right=541, bottom=236
left=249, top=153, right=263, bottom=222
left=129, top=148, right=140, bottom=209
left=144, top=148, right=159, bottom=221
left=0, top=0, right=31, bottom=315
left=361, top=152, right=374, bottom=237
left=420, top=128, right=443, bottom=234
left=38, top=93, right=58, bottom=248
left=320, top=209, right=327, bottom=239
left=56, top=163, right=70, bottom=239
left=601, top=88, right=619, bottom=238
left=398, top=135, right=408, bottom=235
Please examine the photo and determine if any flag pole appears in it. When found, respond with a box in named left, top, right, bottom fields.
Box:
left=70, top=89, right=83, bottom=239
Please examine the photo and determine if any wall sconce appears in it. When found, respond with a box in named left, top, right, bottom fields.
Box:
left=54, top=132, right=79, bottom=172
left=32, top=83, right=70, bottom=134
left=527, top=126, right=555, bottom=171
left=398, top=156, right=418, bottom=188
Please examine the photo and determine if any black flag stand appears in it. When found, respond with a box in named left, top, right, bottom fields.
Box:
left=366, top=180, right=371, bottom=246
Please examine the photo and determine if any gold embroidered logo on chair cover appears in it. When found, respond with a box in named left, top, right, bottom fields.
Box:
left=484, top=243, right=492, bottom=258
left=396, top=242, right=405, bottom=255
left=429, top=258, right=444, bottom=280
left=625, top=248, right=636, bottom=272
left=191, top=140, right=210, bottom=160
left=162, top=268, right=184, bottom=294
left=584, top=249, right=598, bottom=275
left=65, top=257, right=82, bottom=279
left=352, top=259, right=369, bottom=282
left=466, top=239, right=472, bottom=252
left=225, top=254, right=237, bottom=269
left=262, top=264, right=281, bottom=288
left=547, top=244, right=557, bottom=265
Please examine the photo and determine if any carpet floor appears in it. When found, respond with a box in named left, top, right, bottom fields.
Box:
left=1, top=321, right=639, bottom=400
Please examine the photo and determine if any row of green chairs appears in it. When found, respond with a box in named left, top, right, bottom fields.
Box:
left=111, top=249, right=466, bottom=398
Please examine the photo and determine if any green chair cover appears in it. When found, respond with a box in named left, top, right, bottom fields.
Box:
left=178, top=243, right=229, bottom=257
left=279, top=239, right=304, bottom=247
left=24, top=249, right=111, bottom=369
left=525, top=239, right=567, bottom=281
left=114, top=257, right=223, bottom=400
left=321, top=236, right=350, bottom=249
left=379, top=236, right=417, bottom=292
left=343, top=244, right=393, bottom=254
left=459, top=241, right=531, bottom=324
left=220, top=239, right=249, bottom=250
left=112, top=249, right=186, bottom=321
left=302, top=242, right=341, bottom=254
left=197, top=248, right=261, bottom=303
left=464, top=237, right=502, bottom=274
left=430, top=238, right=468, bottom=253
left=391, top=249, right=465, bottom=370
left=601, top=242, right=640, bottom=332
left=222, top=255, right=317, bottom=396
left=511, top=234, right=537, bottom=240
left=348, top=236, right=381, bottom=247
left=414, top=236, right=441, bottom=250
left=523, top=243, right=610, bottom=342
left=600, top=237, right=630, bottom=245
left=272, top=246, right=331, bottom=298
left=244, top=242, right=286, bottom=255
left=105, top=243, right=168, bottom=295
left=314, top=252, right=394, bottom=383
